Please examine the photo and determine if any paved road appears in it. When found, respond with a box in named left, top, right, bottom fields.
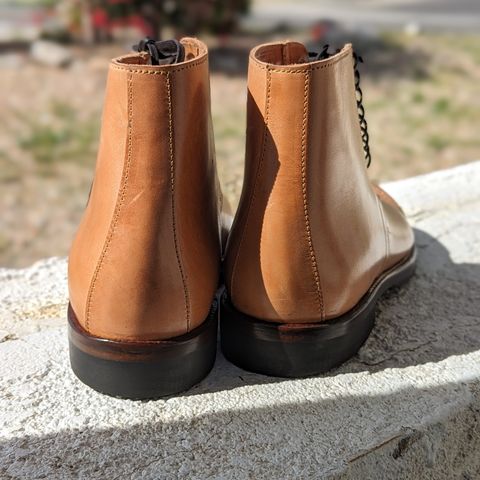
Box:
left=245, top=0, right=480, bottom=32
left=0, top=5, right=44, bottom=42
left=1, top=1, right=480, bottom=39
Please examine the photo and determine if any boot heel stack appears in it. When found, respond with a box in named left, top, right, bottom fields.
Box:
left=68, top=302, right=218, bottom=399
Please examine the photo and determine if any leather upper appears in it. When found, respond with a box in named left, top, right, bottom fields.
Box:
left=68, top=38, right=222, bottom=341
left=224, top=41, right=414, bottom=323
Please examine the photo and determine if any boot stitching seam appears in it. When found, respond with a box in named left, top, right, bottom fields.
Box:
left=110, top=56, right=207, bottom=75
left=166, top=71, right=191, bottom=331
left=301, top=69, right=324, bottom=319
left=85, top=71, right=134, bottom=330
left=251, top=48, right=350, bottom=73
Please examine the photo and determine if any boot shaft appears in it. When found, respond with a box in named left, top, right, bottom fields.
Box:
left=225, top=42, right=390, bottom=322
left=69, top=38, right=221, bottom=341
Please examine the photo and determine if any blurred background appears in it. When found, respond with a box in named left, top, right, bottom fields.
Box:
left=0, top=0, right=479, bottom=267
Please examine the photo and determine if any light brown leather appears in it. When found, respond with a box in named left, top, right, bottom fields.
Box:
left=68, top=38, right=222, bottom=341
left=224, top=41, right=414, bottom=323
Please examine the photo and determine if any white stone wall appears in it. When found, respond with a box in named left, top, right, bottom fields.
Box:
left=1, top=162, right=480, bottom=479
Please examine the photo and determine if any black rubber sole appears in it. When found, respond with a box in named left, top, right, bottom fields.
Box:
left=221, top=249, right=416, bottom=377
left=68, top=300, right=218, bottom=399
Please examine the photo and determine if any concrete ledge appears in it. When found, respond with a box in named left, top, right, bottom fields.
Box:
left=1, top=161, right=480, bottom=479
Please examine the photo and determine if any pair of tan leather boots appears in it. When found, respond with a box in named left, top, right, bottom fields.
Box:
left=68, top=38, right=416, bottom=399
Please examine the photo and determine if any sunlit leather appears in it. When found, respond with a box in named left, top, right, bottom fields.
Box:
left=224, top=41, right=414, bottom=323
left=68, top=38, right=222, bottom=341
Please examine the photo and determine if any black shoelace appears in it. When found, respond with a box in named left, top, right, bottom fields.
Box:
left=309, top=45, right=372, bottom=168
left=133, top=38, right=185, bottom=65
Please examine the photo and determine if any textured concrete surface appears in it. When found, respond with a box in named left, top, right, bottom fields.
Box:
left=0, top=257, right=66, bottom=342
left=1, top=161, right=480, bottom=479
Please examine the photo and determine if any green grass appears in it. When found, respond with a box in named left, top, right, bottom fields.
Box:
left=411, top=91, right=425, bottom=104
left=16, top=101, right=99, bottom=175
left=427, top=135, right=450, bottom=152
left=432, top=97, right=451, bottom=115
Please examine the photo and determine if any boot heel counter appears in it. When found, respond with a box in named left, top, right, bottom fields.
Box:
left=68, top=42, right=220, bottom=341
left=225, top=63, right=324, bottom=323
left=225, top=221, right=324, bottom=323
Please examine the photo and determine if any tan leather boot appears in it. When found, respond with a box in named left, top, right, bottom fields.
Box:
left=221, top=41, right=416, bottom=377
left=68, top=38, right=223, bottom=398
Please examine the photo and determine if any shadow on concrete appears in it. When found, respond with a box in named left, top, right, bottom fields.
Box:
left=1, top=379, right=478, bottom=478
left=183, top=227, right=480, bottom=396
